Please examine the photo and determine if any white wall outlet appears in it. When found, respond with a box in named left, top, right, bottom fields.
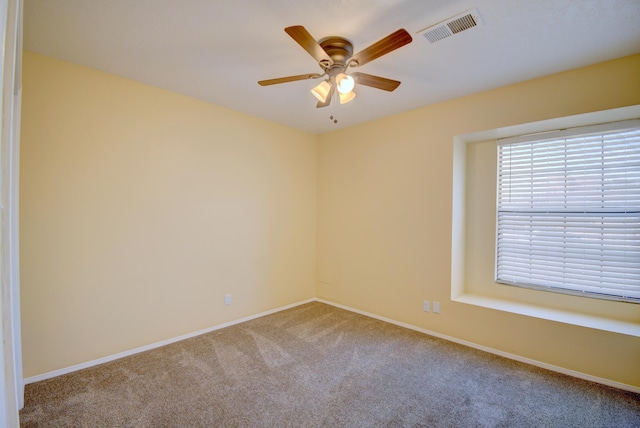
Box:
left=433, top=301, right=440, bottom=314
left=224, top=293, right=231, bottom=306
left=423, top=300, right=430, bottom=312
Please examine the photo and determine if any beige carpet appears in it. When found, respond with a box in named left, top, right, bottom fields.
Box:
left=20, top=302, right=640, bottom=427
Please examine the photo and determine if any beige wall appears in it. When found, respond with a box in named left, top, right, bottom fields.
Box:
left=20, top=52, right=318, bottom=377
left=21, top=50, right=640, bottom=387
left=317, top=55, right=640, bottom=387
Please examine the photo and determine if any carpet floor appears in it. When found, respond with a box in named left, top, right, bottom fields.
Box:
left=20, top=302, right=640, bottom=427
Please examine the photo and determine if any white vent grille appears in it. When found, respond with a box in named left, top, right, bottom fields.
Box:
left=418, top=8, right=483, bottom=44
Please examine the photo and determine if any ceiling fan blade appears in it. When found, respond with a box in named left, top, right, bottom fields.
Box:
left=285, top=26, right=333, bottom=66
left=316, top=84, right=334, bottom=108
left=349, top=29, right=412, bottom=67
left=258, top=73, right=322, bottom=86
left=352, top=72, right=401, bottom=92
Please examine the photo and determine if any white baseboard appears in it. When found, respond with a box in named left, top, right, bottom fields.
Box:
left=315, top=298, right=640, bottom=394
left=25, top=297, right=640, bottom=395
left=24, top=298, right=316, bottom=385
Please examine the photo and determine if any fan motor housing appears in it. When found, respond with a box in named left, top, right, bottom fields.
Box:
left=319, top=36, right=353, bottom=67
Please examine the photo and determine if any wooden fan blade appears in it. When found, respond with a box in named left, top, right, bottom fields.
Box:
left=352, top=72, right=401, bottom=92
left=316, top=84, right=334, bottom=108
left=258, top=73, right=322, bottom=86
left=285, top=26, right=333, bottom=66
left=350, top=29, right=412, bottom=67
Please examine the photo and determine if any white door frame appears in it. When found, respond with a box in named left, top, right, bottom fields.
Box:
left=0, top=0, right=23, bottom=426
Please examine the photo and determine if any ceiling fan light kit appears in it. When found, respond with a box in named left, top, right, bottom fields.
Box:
left=258, top=25, right=413, bottom=109
left=312, top=72, right=356, bottom=105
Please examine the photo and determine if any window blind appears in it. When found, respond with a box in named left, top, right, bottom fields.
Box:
left=496, top=120, right=640, bottom=302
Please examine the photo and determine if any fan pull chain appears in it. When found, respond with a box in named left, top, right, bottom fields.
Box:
left=329, top=90, right=338, bottom=124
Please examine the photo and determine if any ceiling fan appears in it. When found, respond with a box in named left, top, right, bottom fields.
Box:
left=258, top=26, right=413, bottom=108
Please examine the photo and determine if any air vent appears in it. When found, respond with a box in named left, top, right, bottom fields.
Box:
left=418, top=8, right=483, bottom=44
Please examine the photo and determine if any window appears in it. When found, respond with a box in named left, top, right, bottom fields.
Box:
left=496, top=120, right=640, bottom=303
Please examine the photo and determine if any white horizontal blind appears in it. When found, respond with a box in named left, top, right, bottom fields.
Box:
left=496, top=120, right=640, bottom=302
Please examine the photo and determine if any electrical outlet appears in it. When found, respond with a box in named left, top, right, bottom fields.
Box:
left=433, top=301, right=440, bottom=314
left=224, top=293, right=231, bottom=306
left=423, top=300, right=430, bottom=312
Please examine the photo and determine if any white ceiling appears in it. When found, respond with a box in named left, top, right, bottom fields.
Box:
left=24, top=0, right=640, bottom=135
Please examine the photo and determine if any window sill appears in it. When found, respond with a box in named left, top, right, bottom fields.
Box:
left=452, top=293, right=640, bottom=337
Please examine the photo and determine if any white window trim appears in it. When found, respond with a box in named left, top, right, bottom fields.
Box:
left=451, top=104, right=640, bottom=337
left=0, top=1, right=23, bottom=426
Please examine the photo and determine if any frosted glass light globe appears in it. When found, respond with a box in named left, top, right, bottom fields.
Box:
left=336, top=73, right=355, bottom=94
